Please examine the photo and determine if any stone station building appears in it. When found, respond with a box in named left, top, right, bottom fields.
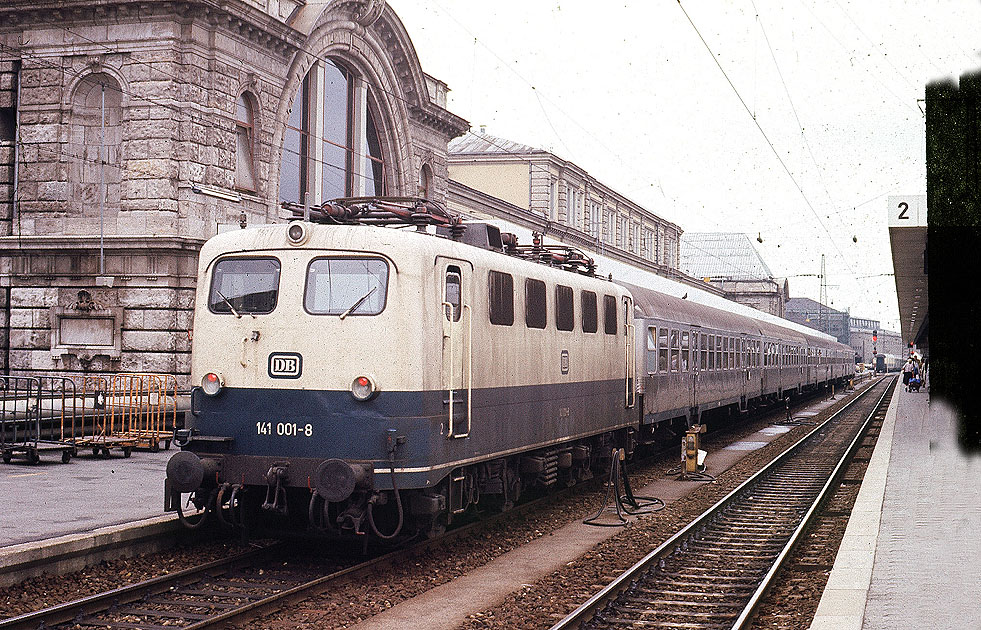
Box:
left=0, top=0, right=467, bottom=382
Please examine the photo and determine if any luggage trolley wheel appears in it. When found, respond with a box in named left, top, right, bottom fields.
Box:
left=123, top=447, right=132, bottom=458
left=62, top=450, right=72, bottom=464
left=28, top=449, right=40, bottom=465
left=2, top=450, right=10, bottom=464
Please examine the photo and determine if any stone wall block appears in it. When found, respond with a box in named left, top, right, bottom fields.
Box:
left=117, top=288, right=179, bottom=309
left=12, top=287, right=58, bottom=308
left=140, top=309, right=178, bottom=330
left=10, top=349, right=58, bottom=371
left=9, top=327, right=49, bottom=349
left=9, top=308, right=39, bottom=328
left=38, top=181, right=70, bottom=201
left=19, top=124, right=60, bottom=144
left=21, top=85, right=62, bottom=106
left=122, top=351, right=179, bottom=374
left=121, top=329, right=179, bottom=352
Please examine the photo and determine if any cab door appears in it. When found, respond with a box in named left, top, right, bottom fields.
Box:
left=439, top=258, right=472, bottom=438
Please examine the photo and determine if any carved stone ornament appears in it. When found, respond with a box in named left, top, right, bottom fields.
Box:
left=344, top=0, right=386, bottom=27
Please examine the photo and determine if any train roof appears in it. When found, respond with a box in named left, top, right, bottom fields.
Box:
left=619, top=280, right=845, bottom=348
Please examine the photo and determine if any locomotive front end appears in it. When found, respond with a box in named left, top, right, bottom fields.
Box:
left=165, top=220, right=440, bottom=539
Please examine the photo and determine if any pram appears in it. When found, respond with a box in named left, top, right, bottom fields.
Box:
left=908, top=376, right=922, bottom=392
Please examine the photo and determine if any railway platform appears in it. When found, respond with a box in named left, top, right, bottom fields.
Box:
left=810, top=379, right=981, bottom=630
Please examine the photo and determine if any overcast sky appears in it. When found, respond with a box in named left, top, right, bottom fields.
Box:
left=390, top=0, right=981, bottom=332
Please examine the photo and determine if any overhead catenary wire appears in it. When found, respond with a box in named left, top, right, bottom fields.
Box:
left=674, top=1, right=867, bottom=294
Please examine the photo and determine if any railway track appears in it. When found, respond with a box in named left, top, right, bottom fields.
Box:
left=0, top=383, right=868, bottom=629
left=550, top=376, right=895, bottom=630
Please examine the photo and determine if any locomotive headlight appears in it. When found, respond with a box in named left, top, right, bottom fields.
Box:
left=201, top=372, right=224, bottom=396
left=351, top=375, right=377, bottom=401
left=286, top=221, right=309, bottom=246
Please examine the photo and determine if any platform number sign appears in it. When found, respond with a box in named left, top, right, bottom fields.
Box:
left=887, top=195, right=926, bottom=227
left=268, top=352, right=302, bottom=378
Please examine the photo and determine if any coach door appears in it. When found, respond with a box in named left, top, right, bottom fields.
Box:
left=440, top=258, right=472, bottom=438
left=624, top=296, right=635, bottom=408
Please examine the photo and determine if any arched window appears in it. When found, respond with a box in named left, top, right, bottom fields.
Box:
left=235, top=93, right=258, bottom=191
left=418, top=163, right=433, bottom=199
left=70, top=73, right=122, bottom=214
left=280, top=59, right=386, bottom=205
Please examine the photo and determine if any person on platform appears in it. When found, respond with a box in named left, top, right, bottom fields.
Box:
left=902, top=359, right=914, bottom=389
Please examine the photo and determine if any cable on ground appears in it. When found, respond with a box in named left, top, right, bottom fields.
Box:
left=584, top=448, right=664, bottom=527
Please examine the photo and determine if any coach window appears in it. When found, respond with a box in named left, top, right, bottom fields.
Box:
left=525, top=278, right=547, bottom=329
left=488, top=271, right=514, bottom=326
left=444, top=266, right=461, bottom=322
left=681, top=331, right=690, bottom=371
left=581, top=291, right=598, bottom=333
left=209, top=257, right=281, bottom=315
left=717, top=336, right=724, bottom=369
left=707, top=334, right=715, bottom=370
left=658, top=327, right=668, bottom=372
left=700, top=333, right=707, bottom=370
left=305, top=258, right=388, bottom=315
left=603, top=295, right=617, bottom=335
left=670, top=329, right=679, bottom=372
left=556, top=285, right=574, bottom=331
left=647, top=326, right=657, bottom=372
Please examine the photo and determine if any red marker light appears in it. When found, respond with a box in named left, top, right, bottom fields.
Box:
left=357, top=376, right=369, bottom=387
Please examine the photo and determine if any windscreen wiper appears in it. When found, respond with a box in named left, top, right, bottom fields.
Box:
left=339, top=286, right=377, bottom=320
left=215, top=290, right=242, bottom=319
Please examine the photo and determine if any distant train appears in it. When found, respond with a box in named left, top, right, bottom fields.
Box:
left=875, top=353, right=904, bottom=373
left=165, top=197, right=854, bottom=540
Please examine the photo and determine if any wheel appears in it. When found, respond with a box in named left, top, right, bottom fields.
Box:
left=101, top=447, right=111, bottom=458
left=123, top=447, right=132, bottom=458
left=28, top=450, right=40, bottom=465
left=150, top=440, right=160, bottom=453
left=164, top=440, right=172, bottom=450
left=62, top=450, right=72, bottom=464
left=2, top=451, right=11, bottom=464
left=92, top=448, right=101, bottom=457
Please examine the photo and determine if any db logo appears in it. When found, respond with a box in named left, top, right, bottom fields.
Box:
left=268, top=353, right=302, bottom=378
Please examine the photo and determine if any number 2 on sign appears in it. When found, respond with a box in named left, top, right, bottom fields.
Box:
left=897, top=202, right=909, bottom=219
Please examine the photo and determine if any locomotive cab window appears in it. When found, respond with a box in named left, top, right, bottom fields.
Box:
left=305, top=257, right=389, bottom=316
left=603, top=295, right=617, bottom=335
left=525, top=278, right=547, bottom=329
left=581, top=290, right=598, bottom=333
left=209, top=257, right=281, bottom=315
left=555, top=285, right=574, bottom=331
left=489, top=271, right=514, bottom=326
left=445, top=267, right=462, bottom=322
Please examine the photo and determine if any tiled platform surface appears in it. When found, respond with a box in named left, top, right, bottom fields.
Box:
left=810, top=381, right=981, bottom=630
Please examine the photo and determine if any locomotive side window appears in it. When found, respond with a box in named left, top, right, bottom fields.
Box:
left=658, top=327, right=668, bottom=372
left=305, top=258, right=388, bottom=316
left=525, top=278, right=547, bottom=329
left=445, top=267, right=462, bottom=322
left=209, top=257, right=281, bottom=315
left=603, top=295, right=617, bottom=335
left=488, top=271, right=514, bottom=326
left=555, top=285, right=574, bottom=331
left=581, top=291, right=598, bottom=333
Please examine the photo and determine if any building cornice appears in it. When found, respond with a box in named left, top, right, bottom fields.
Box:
left=0, top=235, right=206, bottom=254
left=0, top=0, right=305, bottom=57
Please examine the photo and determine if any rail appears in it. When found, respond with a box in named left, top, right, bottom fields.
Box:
left=549, top=375, right=894, bottom=630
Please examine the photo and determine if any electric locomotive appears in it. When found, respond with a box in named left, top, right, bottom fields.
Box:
left=165, top=198, right=638, bottom=539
